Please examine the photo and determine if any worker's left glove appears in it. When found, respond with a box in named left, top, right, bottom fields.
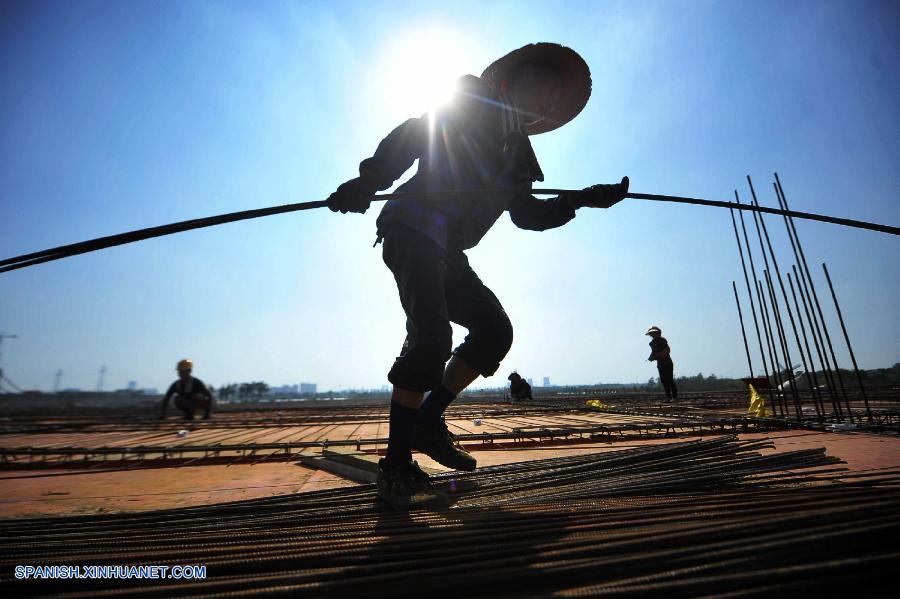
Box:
left=566, top=176, right=629, bottom=209
left=327, top=176, right=380, bottom=214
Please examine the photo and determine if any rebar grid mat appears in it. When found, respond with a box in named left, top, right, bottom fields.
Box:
left=2, top=436, right=897, bottom=597
left=0, top=415, right=781, bottom=470
left=2, top=386, right=896, bottom=436
left=1, top=403, right=595, bottom=434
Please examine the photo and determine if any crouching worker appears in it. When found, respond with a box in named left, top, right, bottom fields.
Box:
left=327, top=43, right=629, bottom=509
left=160, top=359, right=214, bottom=420
left=508, top=372, right=533, bottom=401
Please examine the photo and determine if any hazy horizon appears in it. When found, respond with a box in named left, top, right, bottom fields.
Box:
left=18, top=360, right=898, bottom=395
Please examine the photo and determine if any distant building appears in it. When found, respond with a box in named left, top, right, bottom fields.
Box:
left=127, top=381, right=137, bottom=391
left=300, top=383, right=317, bottom=394
left=269, top=384, right=300, bottom=395
left=543, top=377, right=551, bottom=387
left=526, top=378, right=533, bottom=386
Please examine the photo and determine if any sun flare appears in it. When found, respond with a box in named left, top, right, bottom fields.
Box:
left=370, top=26, right=482, bottom=119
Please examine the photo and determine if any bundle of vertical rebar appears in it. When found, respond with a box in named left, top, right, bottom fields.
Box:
left=2, top=436, right=897, bottom=597
left=729, top=173, right=875, bottom=424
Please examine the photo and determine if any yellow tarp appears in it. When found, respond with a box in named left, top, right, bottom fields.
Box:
left=586, top=399, right=610, bottom=409
left=748, top=384, right=768, bottom=417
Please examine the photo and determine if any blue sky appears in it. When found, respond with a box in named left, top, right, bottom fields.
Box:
left=1, top=0, right=897, bottom=393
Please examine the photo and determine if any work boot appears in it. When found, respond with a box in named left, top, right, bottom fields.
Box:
left=413, top=418, right=477, bottom=471
left=377, top=459, right=448, bottom=511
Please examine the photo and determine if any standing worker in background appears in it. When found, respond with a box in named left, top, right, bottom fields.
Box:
left=646, top=326, right=678, bottom=399
left=327, top=42, right=629, bottom=510
left=160, top=359, right=214, bottom=420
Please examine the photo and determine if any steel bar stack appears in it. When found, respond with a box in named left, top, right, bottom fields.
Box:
left=2, top=437, right=897, bottom=597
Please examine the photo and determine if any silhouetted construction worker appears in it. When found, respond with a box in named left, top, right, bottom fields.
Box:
left=646, top=326, right=677, bottom=399
left=508, top=372, right=533, bottom=401
left=160, top=359, right=214, bottom=420
left=328, top=43, right=628, bottom=509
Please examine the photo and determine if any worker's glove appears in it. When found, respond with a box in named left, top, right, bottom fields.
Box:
left=327, top=176, right=380, bottom=214
left=566, top=176, right=629, bottom=209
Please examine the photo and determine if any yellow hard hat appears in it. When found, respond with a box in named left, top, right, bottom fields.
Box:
left=176, top=359, right=193, bottom=371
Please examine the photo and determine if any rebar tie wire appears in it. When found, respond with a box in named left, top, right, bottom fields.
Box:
left=1, top=189, right=897, bottom=274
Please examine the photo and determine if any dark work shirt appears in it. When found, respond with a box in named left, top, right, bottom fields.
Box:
left=368, top=75, right=576, bottom=252
left=161, top=377, right=211, bottom=411
left=510, top=378, right=532, bottom=400
left=648, top=337, right=673, bottom=365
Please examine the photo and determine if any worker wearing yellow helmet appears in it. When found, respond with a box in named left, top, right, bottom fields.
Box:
left=160, top=359, right=214, bottom=420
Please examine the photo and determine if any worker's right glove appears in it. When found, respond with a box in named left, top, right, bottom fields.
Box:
left=566, top=176, right=629, bottom=209
left=327, top=176, right=380, bottom=214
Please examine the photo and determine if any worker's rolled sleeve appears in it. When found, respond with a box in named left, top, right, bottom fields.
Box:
left=508, top=193, right=576, bottom=231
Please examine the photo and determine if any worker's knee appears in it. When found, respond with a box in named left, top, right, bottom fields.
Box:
left=455, top=312, right=513, bottom=377
left=190, top=392, right=211, bottom=409
left=488, top=314, right=514, bottom=360
left=388, top=321, right=453, bottom=392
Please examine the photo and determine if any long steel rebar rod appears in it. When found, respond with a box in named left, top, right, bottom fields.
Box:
left=756, top=278, right=788, bottom=416
left=793, top=264, right=846, bottom=420
left=773, top=183, right=841, bottom=414
left=795, top=258, right=847, bottom=415
left=822, top=263, right=873, bottom=420
left=735, top=193, right=786, bottom=413
left=745, top=190, right=804, bottom=417
left=730, top=202, right=777, bottom=413
left=1, top=188, right=897, bottom=274
left=765, top=269, right=814, bottom=420
left=729, top=211, right=755, bottom=378
left=775, top=174, right=856, bottom=419
left=787, top=271, right=838, bottom=419
left=740, top=191, right=800, bottom=413
left=731, top=281, right=755, bottom=385
left=748, top=175, right=828, bottom=418
left=773, top=180, right=843, bottom=418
